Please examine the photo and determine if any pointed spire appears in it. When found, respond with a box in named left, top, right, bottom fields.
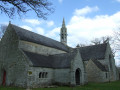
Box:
left=76, top=44, right=80, bottom=48
left=9, top=21, right=11, bottom=24
left=60, top=18, right=67, bottom=45
left=62, top=18, right=65, bottom=27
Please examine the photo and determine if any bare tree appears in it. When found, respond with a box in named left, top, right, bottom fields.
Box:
left=91, top=38, right=101, bottom=45
left=0, top=0, right=54, bottom=19
left=91, top=36, right=116, bottom=56
left=114, top=28, right=120, bottom=52
left=101, top=36, right=112, bottom=44
left=76, top=42, right=89, bottom=48
left=79, top=44, right=86, bottom=47
left=0, top=24, right=7, bottom=39
left=91, top=36, right=112, bottom=45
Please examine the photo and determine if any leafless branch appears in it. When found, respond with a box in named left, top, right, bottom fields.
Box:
left=0, top=0, right=54, bottom=19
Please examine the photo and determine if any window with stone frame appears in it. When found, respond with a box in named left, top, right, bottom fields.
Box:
left=42, top=72, right=44, bottom=78
left=106, top=73, right=107, bottom=78
left=45, top=72, right=48, bottom=78
left=28, top=70, right=32, bottom=76
left=109, top=54, right=113, bottom=71
left=39, top=72, right=42, bottom=78
left=39, top=72, right=48, bottom=78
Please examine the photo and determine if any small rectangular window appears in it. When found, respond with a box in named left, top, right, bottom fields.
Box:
left=106, top=73, right=107, bottom=78
left=28, top=70, right=32, bottom=76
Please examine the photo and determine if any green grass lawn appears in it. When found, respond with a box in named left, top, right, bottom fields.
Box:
left=0, top=81, right=120, bottom=90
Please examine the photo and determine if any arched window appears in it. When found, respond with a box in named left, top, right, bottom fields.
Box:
left=42, top=72, right=44, bottom=78
left=39, top=72, right=42, bottom=78
left=45, top=72, right=48, bottom=78
left=39, top=72, right=48, bottom=78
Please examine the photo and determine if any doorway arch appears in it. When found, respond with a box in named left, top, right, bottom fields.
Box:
left=75, top=68, right=80, bottom=85
left=2, top=70, right=6, bottom=86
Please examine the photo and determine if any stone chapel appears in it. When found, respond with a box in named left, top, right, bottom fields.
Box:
left=0, top=19, right=119, bottom=88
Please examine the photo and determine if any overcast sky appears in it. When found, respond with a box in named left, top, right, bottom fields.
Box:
left=0, top=0, right=120, bottom=66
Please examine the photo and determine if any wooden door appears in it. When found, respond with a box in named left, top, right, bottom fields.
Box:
left=2, top=70, right=6, bottom=86
left=75, top=69, right=80, bottom=85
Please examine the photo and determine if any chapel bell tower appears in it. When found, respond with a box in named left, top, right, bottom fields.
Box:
left=60, top=18, right=67, bottom=45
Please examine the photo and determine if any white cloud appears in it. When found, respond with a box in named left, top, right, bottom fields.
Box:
left=23, top=19, right=41, bottom=25
left=116, top=0, right=120, bottom=2
left=23, top=19, right=54, bottom=27
left=46, top=21, right=54, bottom=27
left=20, top=25, right=33, bottom=31
left=74, top=6, right=99, bottom=16
left=45, top=27, right=60, bottom=41
left=67, top=10, right=120, bottom=47
left=58, top=0, right=63, bottom=3
left=115, top=55, right=120, bottom=66
left=47, top=6, right=120, bottom=48
left=35, top=27, right=44, bottom=35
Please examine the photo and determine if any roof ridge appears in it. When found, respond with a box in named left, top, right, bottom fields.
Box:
left=9, top=24, right=69, bottom=52
left=80, top=43, right=107, bottom=48
left=92, top=59, right=108, bottom=72
left=10, top=24, right=62, bottom=43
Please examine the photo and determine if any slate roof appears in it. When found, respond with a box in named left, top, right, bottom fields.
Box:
left=9, top=24, right=69, bottom=52
left=22, top=50, right=77, bottom=68
left=79, top=43, right=107, bottom=61
left=51, top=51, right=77, bottom=68
left=92, top=60, right=108, bottom=72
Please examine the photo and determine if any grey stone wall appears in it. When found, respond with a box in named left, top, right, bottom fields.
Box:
left=54, top=69, right=70, bottom=85
left=70, top=50, right=86, bottom=85
left=26, top=67, right=73, bottom=87
left=0, top=27, right=29, bottom=87
left=19, top=40, right=67, bottom=55
left=84, top=43, right=118, bottom=82
left=26, top=50, right=87, bottom=88
left=27, top=67, right=53, bottom=88
left=84, top=61, right=88, bottom=66
left=116, top=68, right=120, bottom=80
left=86, top=60, right=109, bottom=82
left=104, top=43, right=118, bottom=81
